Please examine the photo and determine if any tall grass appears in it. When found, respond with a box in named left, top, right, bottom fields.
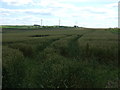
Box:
left=2, top=46, right=25, bottom=88
left=2, top=29, right=119, bottom=88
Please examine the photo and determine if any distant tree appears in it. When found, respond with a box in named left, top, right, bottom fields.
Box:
left=74, top=25, right=78, bottom=28
left=34, top=24, right=40, bottom=27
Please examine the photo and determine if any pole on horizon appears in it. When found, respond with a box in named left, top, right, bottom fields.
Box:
left=59, top=19, right=61, bottom=26
left=41, top=19, right=43, bottom=26
left=75, top=21, right=78, bottom=26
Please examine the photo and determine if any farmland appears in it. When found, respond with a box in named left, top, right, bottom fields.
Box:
left=2, top=26, right=119, bottom=88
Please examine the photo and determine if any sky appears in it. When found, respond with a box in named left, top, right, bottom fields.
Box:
left=0, top=0, right=119, bottom=28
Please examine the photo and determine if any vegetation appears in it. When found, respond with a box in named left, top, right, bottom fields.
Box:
left=2, top=26, right=119, bottom=88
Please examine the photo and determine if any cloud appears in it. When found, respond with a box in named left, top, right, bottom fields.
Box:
left=24, top=11, right=52, bottom=16
left=0, top=0, right=118, bottom=27
left=1, top=0, right=33, bottom=6
left=0, top=8, right=53, bottom=16
left=106, top=3, right=118, bottom=8
left=1, top=0, right=119, bottom=6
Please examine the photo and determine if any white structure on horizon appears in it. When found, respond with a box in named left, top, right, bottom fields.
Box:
left=41, top=19, right=43, bottom=26
left=59, top=19, right=61, bottom=26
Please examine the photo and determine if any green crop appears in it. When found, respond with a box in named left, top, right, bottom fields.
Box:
left=2, top=27, right=119, bottom=88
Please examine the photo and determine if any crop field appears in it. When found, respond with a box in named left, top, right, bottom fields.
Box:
left=2, top=26, right=119, bottom=88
